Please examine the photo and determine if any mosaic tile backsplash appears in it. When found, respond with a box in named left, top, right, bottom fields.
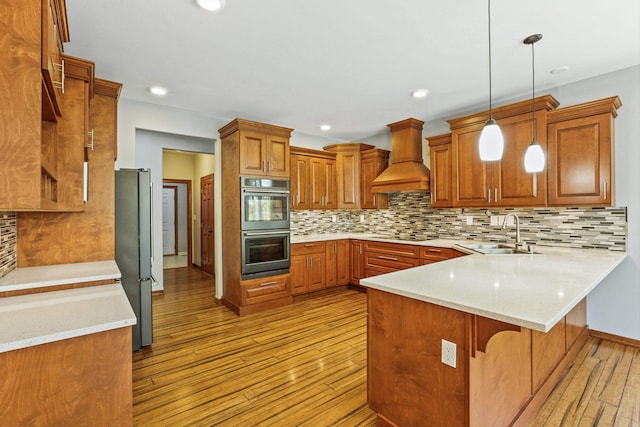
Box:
left=291, top=192, right=627, bottom=252
left=0, top=212, right=17, bottom=278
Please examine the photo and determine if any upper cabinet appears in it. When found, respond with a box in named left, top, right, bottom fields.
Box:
left=427, top=134, right=453, bottom=208
left=1, top=0, right=96, bottom=211
left=41, top=0, right=69, bottom=120
left=547, top=97, right=621, bottom=206
left=361, top=149, right=390, bottom=209
left=323, top=143, right=389, bottom=210
left=290, top=147, right=337, bottom=210
left=429, top=94, right=621, bottom=208
left=219, top=119, right=292, bottom=178
left=448, top=95, right=559, bottom=208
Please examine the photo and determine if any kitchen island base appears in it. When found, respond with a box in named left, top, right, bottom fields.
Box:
left=367, top=289, right=588, bottom=427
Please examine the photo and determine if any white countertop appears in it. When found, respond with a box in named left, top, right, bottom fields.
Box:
left=360, top=244, right=626, bottom=332
left=0, top=260, right=122, bottom=293
left=0, top=283, right=136, bottom=353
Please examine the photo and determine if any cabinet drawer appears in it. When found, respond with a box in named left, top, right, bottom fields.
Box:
left=364, top=251, right=420, bottom=275
left=291, top=241, right=326, bottom=256
left=241, top=274, right=290, bottom=306
left=419, top=246, right=466, bottom=262
left=363, top=241, right=420, bottom=258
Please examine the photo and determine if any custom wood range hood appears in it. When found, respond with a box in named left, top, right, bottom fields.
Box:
left=370, top=118, right=430, bottom=193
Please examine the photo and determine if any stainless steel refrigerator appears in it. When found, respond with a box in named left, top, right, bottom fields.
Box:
left=115, top=168, right=153, bottom=351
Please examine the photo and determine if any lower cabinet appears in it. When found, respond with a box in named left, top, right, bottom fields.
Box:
left=290, top=242, right=326, bottom=295
left=420, top=246, right=466, bottom=264
left=350, top=240, right=365, bottom=285
left=240, top=273, right=290, bottom=306
left=325, top=239, right=350, bottom=287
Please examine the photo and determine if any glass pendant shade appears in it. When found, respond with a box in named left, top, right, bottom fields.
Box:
left=524, top=140, right=545, bottom=172
left=479, top=118, right=504, bottom=161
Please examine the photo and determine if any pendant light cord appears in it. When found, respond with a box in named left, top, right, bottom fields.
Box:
left=531, top=40, right=536, bottom=141
left=488, top=0, right=493, bottom=119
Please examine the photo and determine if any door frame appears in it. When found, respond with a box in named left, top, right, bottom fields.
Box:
left=162, top=185, right=179, bottom=255
left=162, top=179, right=193, bottom=267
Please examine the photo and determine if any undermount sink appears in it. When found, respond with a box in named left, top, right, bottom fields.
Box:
left=456, top=243, right=538, bottom=255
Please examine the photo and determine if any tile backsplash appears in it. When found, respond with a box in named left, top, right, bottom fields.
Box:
left=0, top=212, right=17, bottom=278
left=291, top=192, right=627, bottom=252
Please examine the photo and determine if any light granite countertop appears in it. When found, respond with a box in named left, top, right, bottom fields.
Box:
left=0, top=260, right=136, bottom=353
left=293, top=233, right=627, bottom=332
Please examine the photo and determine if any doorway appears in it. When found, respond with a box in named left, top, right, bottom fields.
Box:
left=162, top=179, right=192, bottom=269
left=201, top=174, right=214, bottom=275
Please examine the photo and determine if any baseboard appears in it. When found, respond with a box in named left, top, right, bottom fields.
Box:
left=589, top=329, right=640, bottom=348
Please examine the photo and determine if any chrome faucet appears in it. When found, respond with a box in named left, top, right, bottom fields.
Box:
left=502, top=213, right=522, bottom=249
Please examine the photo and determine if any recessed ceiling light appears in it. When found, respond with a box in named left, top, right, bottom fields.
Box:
left=412, top=89, right=429, bottom=98
left=320, top=124, right=331, bottom=131
left=149, top=86, right=168, bottom=96
left=195, top=0, right=225, bottom=11
left=550, top=66, right=569, bottom=75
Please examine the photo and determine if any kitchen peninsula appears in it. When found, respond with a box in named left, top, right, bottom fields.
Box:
left=359, top=244, right=627, bottom=427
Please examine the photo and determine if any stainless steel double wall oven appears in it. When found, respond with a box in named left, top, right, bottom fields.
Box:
left=240, top=177, right=290, bottom=279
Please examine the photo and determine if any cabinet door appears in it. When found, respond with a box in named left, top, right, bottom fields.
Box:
left=547, top=114, right=612, bottom=206
left=239, top=130, right=267, bottom=176
left=290, top=254, right=308, bottom=295
left=430, top=143, right=453, bottom=208
left=266, top=134, right=290, bottom=177
left=452, top=125, right=491, bottom=207
left=336, top=152, right=361, bottom=209
left=360, top=157, right=386, bottom=209
left=309, top=157, right=326, bottom=209
left=325, top=240, right=337, bottom=288
left=336, top=239, right=351, bottom=285
left=41, top=0, right=65, bottom=117
left=494, top=112, right=546, bottom=207
left=323, top=158, right=337, bottom=209
left=308, top=253, right=326, bottom=292
left=350, top=240, right=364, bottom=284
left=290, top=155, right=310, bottom=210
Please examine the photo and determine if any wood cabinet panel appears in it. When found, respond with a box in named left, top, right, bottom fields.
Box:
left=532, top=317, right=566, bottom=391
left=336, top=239, right=350, bottom=285
left=565, top=298, right=587, bottom=351
left=239, top=130, right=267, bottom=176
left=0, top=328, right=132, bottom=427
left=290, top=242, right=326, bottom=295
left=361, top=149, right=390, bottom=209
left=290, top=154, right=310, bottom=209
left=547, top=110, right=615, bottom=206
left=364, top=251, right=420, bottom=276
left=420, top=246, right=466, bottom=263
left=452, top=126, right=491, bottom=207
left=290, top=147, right=336, bottom=210
left=266, top=134, right=290, bottom=177
left=241, top=273, right=290, bottom=306
left=428, top=134, right=453, bottom=208
left=363, top=241, right=420, bottom=258
left=350, top=240, right=365, bottom=285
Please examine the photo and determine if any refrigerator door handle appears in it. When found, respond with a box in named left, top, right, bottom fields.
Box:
left=149, top=181, right=154, bottom=263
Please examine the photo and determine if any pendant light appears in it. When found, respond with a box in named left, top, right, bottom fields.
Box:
left=523, top=34, right=545, bottom=173
left=478, top=0, right=504, bottom=162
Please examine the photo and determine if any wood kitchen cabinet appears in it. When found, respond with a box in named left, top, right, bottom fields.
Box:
left=547, top=96, right=621, bottom=206
left=325, top=239, right=350, bottom=287
left=449, top=95, right=559, bottom=208
left=240, top=273, right=290, bottom=306
left=219, top=119, right=292, bottom=178
left=427, top=133, right=453, bottom=208
left=363, top=241, right=420, bottom=277
left=420, top=246, right=466, bottom=264
left=361, top=149, right=390, bottom=209
left=290, top=242, right=326, bottom=295
left=41, top=0, right=69, bottom=120
left=324, top=143, right=373, bottom=209
left=350, top=240, right=365, bottom=285
left=219, top=118, right=295, bottom=315
left=290, top=147, right=337, bottom=210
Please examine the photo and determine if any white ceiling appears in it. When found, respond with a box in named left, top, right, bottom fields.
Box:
left=65, top=0, right=640, bottom=141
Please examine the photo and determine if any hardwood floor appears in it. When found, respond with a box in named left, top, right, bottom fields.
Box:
left=133, top=267, right=640, bottom=427
left=132, top=267, right=376, bottom=426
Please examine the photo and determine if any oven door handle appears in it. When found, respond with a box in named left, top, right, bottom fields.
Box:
left=243, top=231, right=291, bottom=236
left=242, top=189, right=290, bottom=194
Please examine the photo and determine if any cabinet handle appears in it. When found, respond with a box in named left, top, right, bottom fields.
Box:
left=259, top=281, right=277, bottom=287
left=378, top=255, right=398, bottom=261
left=426, top=248, right=442, bottom=253
left=52, top=59, right=65, bottom=93
left=304, top=244, right=315, bottom=247
left=604, top=182, right=607, bottom=200
left=488, top=189, right=491, bottom=203
left=268, top=160, right=272, bottom=172
left=87, top=129, right=94, bottom=151
left=373, top=194, right=377, bottom=206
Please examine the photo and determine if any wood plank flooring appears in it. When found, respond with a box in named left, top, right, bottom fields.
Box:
left=133, top=267, right=640, bottom=427
left=132, top=267, right=376, bottom=426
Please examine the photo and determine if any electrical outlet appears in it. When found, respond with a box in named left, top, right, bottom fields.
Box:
left=442, top=339, right=457, bottom=368
left=490, top=215, right=498, bottom=226
left=359, top=214, right=365, bottom=223
left=331, top=215, right=337, bottom=222
left=466, top=216, right=473, bottom=226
